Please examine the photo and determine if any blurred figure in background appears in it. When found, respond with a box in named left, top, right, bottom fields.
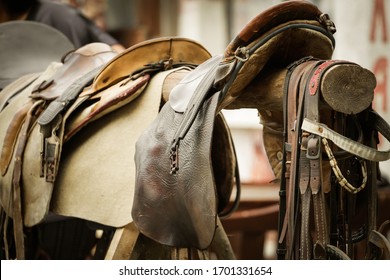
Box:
left=0, top=0, right=125, bottom=52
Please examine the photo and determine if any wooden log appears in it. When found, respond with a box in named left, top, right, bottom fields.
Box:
left=161, top=64, right=376, bottom=115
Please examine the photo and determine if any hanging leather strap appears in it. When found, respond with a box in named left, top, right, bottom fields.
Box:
left=298, top=60, right=325, bottom=259
left=12, top=100, right=44, bottom=259
left=304, top=64, right=329, bottom=258
left=281, top=59, right=320, bottom=259
left=302, top=112, right=390, bottom=162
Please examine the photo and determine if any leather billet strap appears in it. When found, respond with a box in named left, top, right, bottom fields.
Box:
left=278, top=59, right=322, bottom=259
left=296, top=60, right=326, bottom=260
left=302, top=113, right=390, bottom=162
left=12, top=100, right=45, bottom=260
left=37, top=66, right=103, bottom=183
left=303, top=61, right=330, bottom=258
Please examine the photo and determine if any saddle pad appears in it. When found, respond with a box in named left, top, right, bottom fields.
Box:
left=49, top=68, right=187, bottom=227
left=0, top=21, right=74, bottom=90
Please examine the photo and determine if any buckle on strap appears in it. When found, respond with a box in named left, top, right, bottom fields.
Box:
left=302, top=118, right=390, bottom=162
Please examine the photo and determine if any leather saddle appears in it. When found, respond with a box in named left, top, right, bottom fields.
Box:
left=132, top=0, right=337, bottom=249
left=0, top=21, right=74, bottom=90
left=0, top=36, right=218, bottom=232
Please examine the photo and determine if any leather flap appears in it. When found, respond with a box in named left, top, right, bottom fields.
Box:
left=169, top=55, right=222, bottom=113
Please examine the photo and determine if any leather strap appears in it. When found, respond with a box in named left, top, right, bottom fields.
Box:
left=279, top=57, right=320, bottom=259
left=279, top=59, right=316, bottom=259
left=277, top=56, right=315, bottom=259
left=302, top=113, right=390, bottom=162
left=170, top=56, right=222, bottom=174
left=304, top=63, right=329, bottom=258
left=37, top=66, right=102, bottom=126
left=12, top=100, right=44, bottom=259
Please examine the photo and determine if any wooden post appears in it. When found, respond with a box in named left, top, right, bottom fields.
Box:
left=162, top=63, right=376, bottom=115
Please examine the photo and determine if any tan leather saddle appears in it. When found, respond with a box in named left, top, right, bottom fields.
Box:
left=0, top=21, right=74, bottom=90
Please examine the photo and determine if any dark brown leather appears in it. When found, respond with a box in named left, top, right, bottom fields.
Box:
left=275, top=58, right=390, bottom=260
left=133, top=56, right=223, bottom=249
left=224, top=0, right=329, bottom=59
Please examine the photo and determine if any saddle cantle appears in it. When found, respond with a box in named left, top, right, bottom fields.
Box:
left=217, top=0, right=335, bottom=111
left=0, top=21, right=74, bottom=90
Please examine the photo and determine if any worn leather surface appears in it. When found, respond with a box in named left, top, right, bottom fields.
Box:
left=169, top=55, right=222, bottom=112
left=31, top=43, right=117, bottom=101
left=132, top=1, right=336, bottom=250
left=0, top=21, right=74, bottom=90
left=133, top=88, right=222, bottom=249
left=0, top=62, right=62, bottom=223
